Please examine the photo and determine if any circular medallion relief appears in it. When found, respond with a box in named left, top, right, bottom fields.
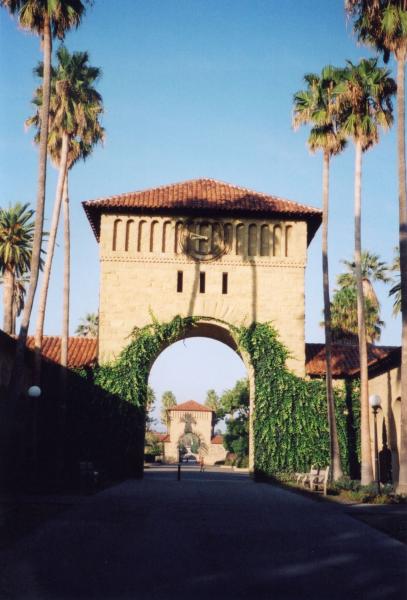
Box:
left=180, top=220, right=227, bottom=261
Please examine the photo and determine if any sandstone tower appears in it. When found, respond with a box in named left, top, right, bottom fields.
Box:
left=83, top=178, right=321, bottom=375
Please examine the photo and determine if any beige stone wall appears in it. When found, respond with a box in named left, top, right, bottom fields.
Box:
left=368, top=367, right=402, bottom=482
left=98, top=213, right=308, bottom=375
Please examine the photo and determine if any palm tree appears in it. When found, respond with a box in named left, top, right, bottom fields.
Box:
left=0, top=274, right=30, bottom=335
left=0, top=0, right=88, bottom=360
left=337, top=57, right=396, bottom=485
left=345, top=0, right=407, bottom=495
left=330, top=286, right=384, bottom=343
left=293, top=66, right=346, bottom=480
left=389, top=247, right=401, bottom=315
left=161, top=391, right=177, bottom=428
left=337, top=250, right=391, bottom=308
left=10, top=277, right=28, bottom=335
left=26, top=46, right=104, bottom=367
left=0, top=203, right=35, bottom=334
left=75, top=312, right=99, bottom=338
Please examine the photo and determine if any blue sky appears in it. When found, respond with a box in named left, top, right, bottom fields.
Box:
left=0, top=1, right=401, bottom=423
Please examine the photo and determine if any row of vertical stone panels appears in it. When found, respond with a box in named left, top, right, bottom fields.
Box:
left=109, top=216, right=295, bottom=258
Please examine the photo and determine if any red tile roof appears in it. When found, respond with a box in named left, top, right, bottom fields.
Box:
left=305, top=343, right=400, bottom=378
left=83, top=178, right=322, bottom=243
left=211, top=434, right=224, bottom=444
left=169, top=400, right=213, bottom=412
left=151, top=432, right=170, bottom=443
left=26, top=336, right=97, bottom=368
left=4, top=331, right=398, bottom=379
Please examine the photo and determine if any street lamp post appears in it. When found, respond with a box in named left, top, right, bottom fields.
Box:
left=177, top=446, right=181, bottom=481
left=28, top=386, right=42, bottom=484
left=369, top=394, right=381, bottom=496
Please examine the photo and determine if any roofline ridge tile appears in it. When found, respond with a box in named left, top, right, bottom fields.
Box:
left=82, top=177, right=322, bottom=213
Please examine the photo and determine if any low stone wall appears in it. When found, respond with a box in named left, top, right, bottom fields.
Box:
left=0, top=331, right=145, bottom=490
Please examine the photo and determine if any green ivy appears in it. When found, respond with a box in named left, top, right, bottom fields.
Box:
left=91, top=315, right=197, bottom=408
left=234, top=321, right=360, bottom=477
left=79, top=316, right=360, bottom=479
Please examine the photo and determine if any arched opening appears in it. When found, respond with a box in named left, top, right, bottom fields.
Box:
left=112, top=218, right=122, bottom=251
left=150, top=220, right=159, bottom=252
left=248, top=224, right=257, bottom=257
left=162, top=220, right=171, bottom=253
left=260, top=224, right=270, bottom=257
left=235, top=223, right=244, bottom=256
left=285, top=225, right=293, bottom=257
left=147, top=321, right=252, bottom=470
left=273, top=225, right=282, bottom=257
left=137, top=220, right=146, bottom=252
left=125, top=219, right=134, bottom=252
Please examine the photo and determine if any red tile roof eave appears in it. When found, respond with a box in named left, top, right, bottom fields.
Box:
left=170, top=400, right=213, bottom=412
left=25, top=336, right=98, bottom=369
left=305, top=343, right=401, bottom=378
left=82, top=178, right=322, bottom=243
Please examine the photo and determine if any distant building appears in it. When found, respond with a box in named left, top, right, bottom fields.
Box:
left=160, top=400, right=227, bottom=465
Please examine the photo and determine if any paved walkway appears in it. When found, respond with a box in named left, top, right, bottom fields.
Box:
left=1, top=466, right=406, bottom=599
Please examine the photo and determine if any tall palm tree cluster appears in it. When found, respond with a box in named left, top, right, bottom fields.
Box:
left=0, top=1, right=103, bottom=368
left=294, top=1, right=407, bottom=491
left=0, top=0, right=103, bottom=484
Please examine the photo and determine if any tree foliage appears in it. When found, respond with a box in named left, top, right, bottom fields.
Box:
left=0, top=203, right=36, bottom=333
left=217, top=379, right=250, bottom=461
left=293, top=65, right=347, bottom=156
left=161, top=390, right=177, bottom=427
left=346, top=0, right=407, bottom=62
left=337, top=250, right=391, bottom=307
left=75, top=312, right=98, bottom=337
left=389, top=247, right=401, bottom=315
left=330, top=286, right=384, bottom=343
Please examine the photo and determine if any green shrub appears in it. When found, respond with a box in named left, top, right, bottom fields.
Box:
left=334, top=476, right=361, bottom=492
left=236, top=455, right=249, bottom=468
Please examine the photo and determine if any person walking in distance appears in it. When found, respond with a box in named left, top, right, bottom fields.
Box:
left=199, top=455, right=205, bottom=472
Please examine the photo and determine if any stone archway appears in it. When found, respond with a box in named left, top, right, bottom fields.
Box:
left=149, top=318, right=255, bottom=470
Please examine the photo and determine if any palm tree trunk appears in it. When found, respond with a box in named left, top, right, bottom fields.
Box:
left=15, top=15, right=52, bottom=354
left=57, top=174, right=70, bottom=487
left=322, top=151, right=343, bottom=481
left=396, top=56, right=407, bottom=494
left=354, top=139, right=373, bottom=485
left=1, top=18, right=52, bottom=487
left=61, top=175, right=70, bottom=367
left=2, top=267, right=15, bottom=335
left=34, top=132, right=70, bottom=364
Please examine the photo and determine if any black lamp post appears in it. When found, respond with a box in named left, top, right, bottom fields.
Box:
left=28, top=385, right=42, bottom=483
left=369, top=394, right=381, bottom=495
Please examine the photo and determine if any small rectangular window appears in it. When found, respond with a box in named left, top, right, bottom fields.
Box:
left=222, top=272, right=228, bottom=294
left=177, top=271, right=183, bottom=293
left=199, top=272, right=206, bottom=293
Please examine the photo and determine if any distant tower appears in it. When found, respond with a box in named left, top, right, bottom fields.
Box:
left=163, top=400, right=227, bottom=465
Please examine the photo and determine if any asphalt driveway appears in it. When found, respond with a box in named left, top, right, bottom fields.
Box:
left=1, top=466, right=406, bottom=600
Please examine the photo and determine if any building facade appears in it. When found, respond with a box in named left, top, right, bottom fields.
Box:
left=160, top=400, right=227, bottom=465
left=84, top=178, right=322, bottom=376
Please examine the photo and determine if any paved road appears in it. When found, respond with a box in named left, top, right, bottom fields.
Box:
left=1, top=466, right=406, bottom=600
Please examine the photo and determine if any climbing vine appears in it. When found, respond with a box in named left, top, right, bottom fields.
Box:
left=76, top=316, right=360, bottom=479
left=234, top=321, right=360, bottom=477
left=93, top=315, right=197, bottom=407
